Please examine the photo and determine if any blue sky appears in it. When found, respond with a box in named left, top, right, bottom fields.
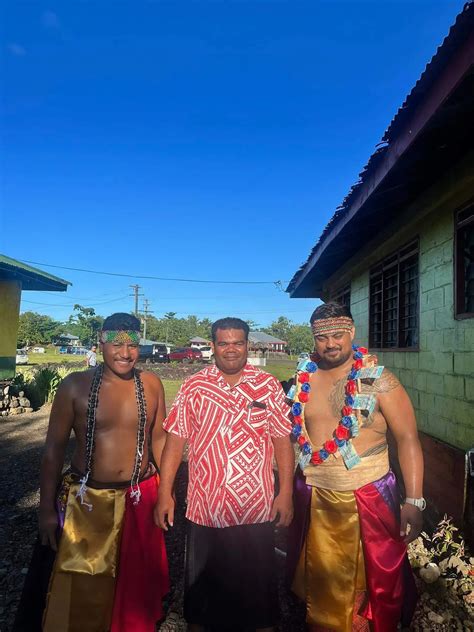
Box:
left=1, top=1, right=463, bottom=327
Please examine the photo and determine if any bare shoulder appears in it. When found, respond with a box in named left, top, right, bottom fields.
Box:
left=139, top=370, right=164, bottom=392
left=373, top=368, right=402, bottom=394
left=49, top=370, right=94, bottom=418
left=59, top=368, right=94, bottom=394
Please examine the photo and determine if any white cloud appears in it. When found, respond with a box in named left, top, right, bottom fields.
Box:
left=42, top=10, right=60, bottom=29
left=7, top=43, right=27, bottom=56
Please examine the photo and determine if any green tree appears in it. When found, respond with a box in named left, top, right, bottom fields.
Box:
left=146, top=314, right=213, bottom=347
left=66, top=305, right=104, bottom=346
left=245, top=320, right=260, bottom=331
left=262, top=316, right=313, bottom=354
left=17, top=312, right=62, bottom=347
left=263, top=316, right=292, bottom=343
left=287, top=324, right=314, bottom=354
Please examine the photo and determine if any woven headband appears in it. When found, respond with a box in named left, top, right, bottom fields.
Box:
left=100, top=330, right=141, bottom=344
left=311, top=317, right=354, bottom=336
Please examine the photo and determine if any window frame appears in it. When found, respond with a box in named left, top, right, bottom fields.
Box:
left=369, top=239, right=420, bottom=352
left=454, top=202, right=474, bottom=320
left=331, top=283, right=351, bottom=309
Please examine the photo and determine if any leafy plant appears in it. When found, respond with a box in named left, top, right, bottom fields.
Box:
left=408, top=515, right=473, bottom=615
left=13, top=365, right=76, bottom=407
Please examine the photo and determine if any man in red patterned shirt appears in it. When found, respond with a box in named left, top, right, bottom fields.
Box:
left=155, top=317, right=294, bottom=632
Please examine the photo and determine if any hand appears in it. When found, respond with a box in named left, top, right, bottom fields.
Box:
left=270, top=493, right=294, bottom=527
left=400, top=503, right=423, bottom=544
left=39, top=508, right=58, bottom=551
left=154, top=492, right=175, bottom=531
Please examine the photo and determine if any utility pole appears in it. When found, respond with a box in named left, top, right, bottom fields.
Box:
left=141, top=298, right=154, bottom=342
left=129, top=285, right=143, bottom=316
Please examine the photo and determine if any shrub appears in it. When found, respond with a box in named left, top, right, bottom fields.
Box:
left=408, top=515, right=473, bottom=623
left=13, top=365, right=76, bottom=407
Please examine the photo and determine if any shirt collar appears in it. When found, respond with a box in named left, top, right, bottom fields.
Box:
left=207, top=362, right=260, bottom=387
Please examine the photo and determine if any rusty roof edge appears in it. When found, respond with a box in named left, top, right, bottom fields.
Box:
left=287, top=2, right=474, bottom=296
left=383, top=1, right=474, bottom=143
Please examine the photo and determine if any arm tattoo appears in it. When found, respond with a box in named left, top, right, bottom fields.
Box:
left=329, top=369, right=399, bottom=427
left=372, top=369, right=401, bottom=393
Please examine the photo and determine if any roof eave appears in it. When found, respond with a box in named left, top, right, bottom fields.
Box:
left=288, top=5, right=474, bottom=297
left=0, top=254, right=70, bottom=292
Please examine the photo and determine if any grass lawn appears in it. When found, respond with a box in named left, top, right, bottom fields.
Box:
left=264, top=359, right=295, bottom=382
left=162, top=379, right=182, bottom=409
left=26, top=351, right=100, bottom=365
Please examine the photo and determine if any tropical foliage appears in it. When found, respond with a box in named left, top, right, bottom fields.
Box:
left=18, top=309, right=314, bottom=353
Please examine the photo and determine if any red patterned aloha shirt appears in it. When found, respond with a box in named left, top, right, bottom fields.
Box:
left=164, top=363, right=291, bottom=528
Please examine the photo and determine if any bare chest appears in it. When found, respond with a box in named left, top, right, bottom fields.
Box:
left=304, top=371, right=345, bottom=423
left=303, top=372, right=387, bottom=443
left=73, top=380, right=151, bottom=439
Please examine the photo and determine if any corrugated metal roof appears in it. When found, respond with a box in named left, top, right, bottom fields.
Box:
left=0, top=254, right=70, bottom=291
left=249, top=331, right=287, bottom=344
left=383, top=1, right=474, bottom=144
left=287, top=2, right=474, bottom=295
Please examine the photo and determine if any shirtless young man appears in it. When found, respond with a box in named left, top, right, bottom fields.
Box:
left=287, top=302, right=424, bottom=632
left=16, top=313, right=169, bottom=632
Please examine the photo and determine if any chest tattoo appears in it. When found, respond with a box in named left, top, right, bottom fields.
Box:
left=328, top=377, right=380, bottom=428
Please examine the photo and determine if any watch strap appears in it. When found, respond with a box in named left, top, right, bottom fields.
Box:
left=404, top=497, right=426, bottom=511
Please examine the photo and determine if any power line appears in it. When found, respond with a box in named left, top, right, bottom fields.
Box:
left=20, top=300, right=312, bottom=317
left=153, top=308, right=312, bottom=316
left=143, top=294, right=297, bottom=301
left=20, top=259, right=281, bottom=286
left=39, top=290, right=127, bottom=300
left=21, top=295, right=130, bottom=308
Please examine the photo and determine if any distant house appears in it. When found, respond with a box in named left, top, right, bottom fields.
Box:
left=140, top=338, right=161, bottom=346
left=287, top=4, right=474, bottom=538
left=54, top=333, right=81, bottom=348
left=0, top=254, right=69, bottom=379
left=140, top=338, right=172, bottom=352
left=189, top=336, right=211, bottom=348
left=249, top=332, right=287, bottom=353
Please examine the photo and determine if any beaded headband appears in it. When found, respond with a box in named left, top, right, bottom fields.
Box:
left=100, top=330, right=141, bottom=344
left=311, top=317, right=354, bottom=336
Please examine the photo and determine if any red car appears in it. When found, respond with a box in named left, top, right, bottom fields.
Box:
left=168, top=347, right=203, bottom=363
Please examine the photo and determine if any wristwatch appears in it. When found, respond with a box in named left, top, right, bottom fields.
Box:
left=404, top=497, right=426, bottom=511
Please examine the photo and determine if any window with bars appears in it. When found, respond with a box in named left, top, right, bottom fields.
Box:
left=455, top=204, right=474, bottom=318
left=369, top=240, right=419, bottom=349
left=331, top=284, right=351, bottom=310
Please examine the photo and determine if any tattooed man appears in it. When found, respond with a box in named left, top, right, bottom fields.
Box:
left=287, top=302, right=424, bottom=632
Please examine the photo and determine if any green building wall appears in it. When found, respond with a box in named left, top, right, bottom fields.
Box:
left=323, top=157, right=474, bottom=450
left=0, top=280, right=21, bottom=380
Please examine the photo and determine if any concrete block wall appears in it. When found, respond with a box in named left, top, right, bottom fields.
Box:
left=347, top=210, right=473, bottom=450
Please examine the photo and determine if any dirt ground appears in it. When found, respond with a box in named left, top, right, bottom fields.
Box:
left=4, top=406, right=462, bottom=631
left=0, top=406, right=54, bottom=632
left=0, top=407, right=306, bottom=632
